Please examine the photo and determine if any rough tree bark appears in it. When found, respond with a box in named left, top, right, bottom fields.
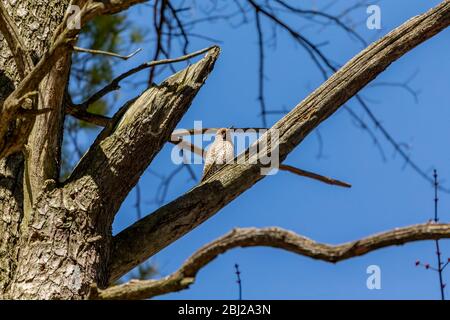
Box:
left=0, top=0, right=449, bottom=300
left=0, top=0, right=70, bottom=297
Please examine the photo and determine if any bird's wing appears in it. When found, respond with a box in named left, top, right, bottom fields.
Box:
left=224, top=141, right=234, bottom=163
left=201, top=144, right=218, bottom=181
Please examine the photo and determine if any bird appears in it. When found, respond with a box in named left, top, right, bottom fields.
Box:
left=201, top=128, right=234, bottom=182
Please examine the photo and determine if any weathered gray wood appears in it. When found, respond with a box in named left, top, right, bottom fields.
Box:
left=101, top=223, right=450, bottom=299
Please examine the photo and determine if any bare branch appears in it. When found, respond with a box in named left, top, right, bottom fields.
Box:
left=73, top=46, right=142, bottom=60
left=76, top=0, right=150, bottom=19
left=273, top=0, right=367, bottom=46
left=278, top=164, right=351, bottom=188
left=65, top=47, right=220, bottom=220
left=66, top=103, right=111, bottom=127
left=247, top=0, right=437, bottom=190
left=169, top=137, right=205, bottom=158
left=255, top=8, right=268, bottom=127
left=74, top=46, right=218, bottom=110
left=0, top=2, right=37, bottom=158
left=0, top=0, right=148, bottom=159
left=109, top=1, right=450, bottom=282
left=171, top=127, right=269, bottom=138
left=170, top=137, right=351, bottom=187
left=101, top=223, right=450, bottom=299
left=148, top=0, right=168, bottom=85
left=0, top=2, right=34, bottom=77
left=166, top=0, right=189, bottom=54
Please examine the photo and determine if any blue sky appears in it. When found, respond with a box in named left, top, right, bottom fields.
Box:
left=77, top=1, right=450, bottom=299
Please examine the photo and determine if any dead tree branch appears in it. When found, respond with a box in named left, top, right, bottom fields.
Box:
left=72, top=46, right=217, bottom=110
left=109, top=1, right=450, bottom=282
left=0, top=2, right=34, bottom=77
left=171, top=137, right=351, bottom=187
left=247, top=0, right=439, bottom=191
left=278, top=164, right=351, bottom=188
left=73, top=46, right=142, bottom=60
left=99, top=223, right=450, bottom=299
left=0, top=0, right=147, bottom=158
left=65, top=47, right=220, bottom=220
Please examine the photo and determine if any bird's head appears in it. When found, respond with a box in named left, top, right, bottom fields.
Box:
left=216, top=127, right=232, bottom=141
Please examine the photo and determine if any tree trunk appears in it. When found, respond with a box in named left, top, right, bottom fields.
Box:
left=6, top=180, right=113, bottom=299
left=1, top=0, right=449, bottom=300
left=0, top=0, right=217, bottom=298
left=0, top=0, right=88, bottom=299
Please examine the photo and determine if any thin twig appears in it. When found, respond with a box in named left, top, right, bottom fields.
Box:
left=433, top=170, right=445, bottom=300
left=234, top=264, right=243, bottom=300
left=255, top=9, right=268, bottom=127
left=273, top=0, right=367, bottom=46
left=415, top=169, right=448, bottom=299
left=171, top=127, right=268, bottom=138
left=166, top=0, right=189, bottom=54
left=148, top=0, right=168, bottom=85
left=170, top=137, right=351, bottom=188
left=73, top=46, right=143, bottom=60
left=66, top=103, right=111, bottom=127
left=74, top=46, right=217, bottom=109
left=135, top=183, right=143, bottom=220
left=246, top=0, right=444, bottom=192
left=356, top=96, right=449, bottom=192
left=279, top=164, right=351, bottom=188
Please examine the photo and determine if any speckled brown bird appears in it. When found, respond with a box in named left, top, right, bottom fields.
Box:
left=201, top=128, right=234, bottom=182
